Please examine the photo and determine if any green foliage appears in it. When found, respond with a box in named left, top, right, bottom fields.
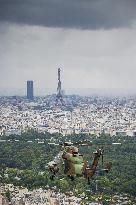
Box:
left=0, top=131, right=136, bottom=197
left=5, top=190, right=11, bottom=202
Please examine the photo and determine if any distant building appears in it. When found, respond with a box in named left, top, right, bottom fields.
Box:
left=27, top=81, right=33, bottom=100
left=133, top=130, right=136, bottom=137
left=0, top=195, right=9, bottom=205
left=116, top=131, right=127, bottom=136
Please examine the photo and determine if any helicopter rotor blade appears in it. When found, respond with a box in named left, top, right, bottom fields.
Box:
left=47, top=141, right=122, bottom=147
left=72, top=140, right=93, bottom=146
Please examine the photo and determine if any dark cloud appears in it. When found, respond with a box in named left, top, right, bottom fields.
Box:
left=0, top=0, right=136, bottom=29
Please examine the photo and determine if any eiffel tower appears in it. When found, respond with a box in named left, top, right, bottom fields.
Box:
left=56, top=68, right=65, bottom=106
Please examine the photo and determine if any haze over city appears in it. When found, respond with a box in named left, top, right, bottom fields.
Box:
left=0, top=0, right=136, bottom=96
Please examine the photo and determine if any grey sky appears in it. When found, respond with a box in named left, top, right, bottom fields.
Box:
left=0, top=0, right=136, bottom=29
left=0, top=0, right=136, bottom=95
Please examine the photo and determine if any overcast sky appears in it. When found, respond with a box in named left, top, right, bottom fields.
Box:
left=0, top=0, right=136, bottom=96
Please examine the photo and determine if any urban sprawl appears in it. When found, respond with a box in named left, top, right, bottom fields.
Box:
left=0, top=95, right=136, bottom=137
left=0, top=94, right=136, bottom=205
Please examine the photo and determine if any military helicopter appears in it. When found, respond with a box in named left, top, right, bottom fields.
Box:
left=47, top=140, right=112, bottom=184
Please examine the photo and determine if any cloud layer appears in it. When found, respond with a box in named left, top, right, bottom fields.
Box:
left=0, top=1, right=136, bottom=96
left=0, top=23, right=136, bottom=95
left=0, top=0, right=136, bottom=29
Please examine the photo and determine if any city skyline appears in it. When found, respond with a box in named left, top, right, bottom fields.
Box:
left=0, top=1, right=136, bottom=96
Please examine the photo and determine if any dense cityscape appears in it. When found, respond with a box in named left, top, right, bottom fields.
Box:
left=0, top=86, right=136, bottom=204
left=1, top=184, right=135, bottom=205
left=0, top=94, right=136, bottom=137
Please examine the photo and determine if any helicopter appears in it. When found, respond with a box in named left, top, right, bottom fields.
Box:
left=47, top=140, right=112, bottom=184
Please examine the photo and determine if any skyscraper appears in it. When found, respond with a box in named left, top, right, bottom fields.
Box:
left=27, top=80, right=33, bottom=100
